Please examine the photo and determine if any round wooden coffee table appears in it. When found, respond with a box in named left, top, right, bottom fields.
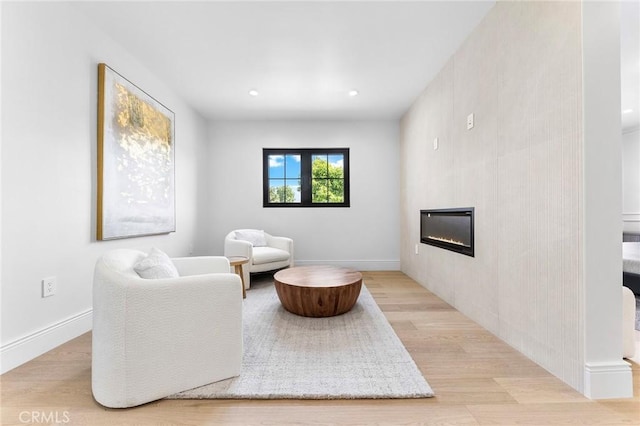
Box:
left=274, top=265, right=363, bottom=318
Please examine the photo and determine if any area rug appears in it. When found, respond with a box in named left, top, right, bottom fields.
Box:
left=169, top=277, right=433, bottom=399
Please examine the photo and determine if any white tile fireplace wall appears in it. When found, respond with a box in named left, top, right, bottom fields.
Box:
left=400, top=1, right=630, bottom=398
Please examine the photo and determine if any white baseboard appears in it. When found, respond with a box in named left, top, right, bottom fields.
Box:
left=1, top=309, right=92, bottom=374
left=623, top=216, right=640, bottom=234
left=294, top=260, right=400, bottom=271
left=584, top=361, right=633, bottom=399
left=623, top=212, right=640, bottom=222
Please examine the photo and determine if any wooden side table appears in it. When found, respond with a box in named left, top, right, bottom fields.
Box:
left=227, top=256, right=249, bottom=299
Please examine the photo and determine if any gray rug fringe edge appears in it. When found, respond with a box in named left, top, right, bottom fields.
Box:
left=169, top=392, right=434, bottom=400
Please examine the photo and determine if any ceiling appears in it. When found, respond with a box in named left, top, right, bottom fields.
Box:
left=74, top=1, right=638, bottom=131
left=73, top=1, right=495, bottom=121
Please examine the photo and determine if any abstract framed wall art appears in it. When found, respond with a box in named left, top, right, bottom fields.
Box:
left=97, top=63, right=175, bottom=240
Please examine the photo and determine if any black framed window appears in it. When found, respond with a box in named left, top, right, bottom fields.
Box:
left=263, top=148, right=350, bottom=207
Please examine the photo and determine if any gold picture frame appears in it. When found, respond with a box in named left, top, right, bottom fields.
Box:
left=97, top=63, right=175, bottom=240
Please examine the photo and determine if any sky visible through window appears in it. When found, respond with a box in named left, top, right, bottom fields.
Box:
left=268, top=154, right=301, bottom=202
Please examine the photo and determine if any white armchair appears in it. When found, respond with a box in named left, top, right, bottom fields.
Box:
left=224, top=229, right=294, bottom=290
left=92, top=249, right=243, bottom=408
left=623, top=285, right=636, bottom=359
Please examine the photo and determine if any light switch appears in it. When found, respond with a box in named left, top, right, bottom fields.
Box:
left=433, top=137, right=439, bottom=150
left=467, top=113, right=474, bottom=130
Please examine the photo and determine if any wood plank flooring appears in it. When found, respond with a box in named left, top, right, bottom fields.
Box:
left=1, top=271, right=638, bottom=425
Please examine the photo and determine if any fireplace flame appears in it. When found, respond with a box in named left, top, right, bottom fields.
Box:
left=427, top=235, right=468, bottom=247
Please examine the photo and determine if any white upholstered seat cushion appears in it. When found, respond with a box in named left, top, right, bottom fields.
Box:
left=252, top=247, right=290, bottom=265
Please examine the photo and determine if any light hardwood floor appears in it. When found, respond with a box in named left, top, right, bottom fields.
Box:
left=2, top=271, right=639, bottom=425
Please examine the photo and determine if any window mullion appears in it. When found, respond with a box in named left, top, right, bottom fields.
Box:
left=300, top=153, right=312, bottom=205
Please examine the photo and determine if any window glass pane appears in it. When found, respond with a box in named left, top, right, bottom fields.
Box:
left=269, top=179, right=285, bottom=202
left=285, top=179, right=301, bottom=202
left=328, top=178, right=344, bottom=202
left=312, top=154, right=328, bottom=178
left=328, top=154, right=344, bottom=178
left=312, top=179, right=328, bottom=203
left=268, top=155, right=285, bottom=179
left=285, top=154, right=301, bottom=178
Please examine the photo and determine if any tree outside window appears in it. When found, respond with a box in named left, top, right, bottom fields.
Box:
left=311, top=154, right=344, bottom=203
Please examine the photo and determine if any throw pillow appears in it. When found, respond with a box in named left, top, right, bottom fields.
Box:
left=235, top=230, right=267, bottom=247
left=134, top=248, right=180, bottom=279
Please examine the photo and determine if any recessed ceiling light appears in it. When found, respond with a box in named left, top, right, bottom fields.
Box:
left=348, top=90, right=359, bottom=97
left=623, top=108, right=633, bottom=114
left=248, top=89, right=259, bottom=97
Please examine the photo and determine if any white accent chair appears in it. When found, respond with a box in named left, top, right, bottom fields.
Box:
left=224, top=229, right=294, bottom=290
left=92, top=249, right=243, bottom=408
left=622, top=285, right=636, bottom=359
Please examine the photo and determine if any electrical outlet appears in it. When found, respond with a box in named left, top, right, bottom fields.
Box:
left=42, top=277, right=56, bottom=298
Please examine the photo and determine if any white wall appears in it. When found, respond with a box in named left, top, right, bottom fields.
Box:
left=400, top=1, right=630, bottom=398
left=0, top=2, right=4, bottom=365
left=0, top=2, right=209, bottom=373
left=582, top=0, right=631, bottom=399
left=622, top=129, right=640, bottom=234
left=203, top=120, right=400, bottom=271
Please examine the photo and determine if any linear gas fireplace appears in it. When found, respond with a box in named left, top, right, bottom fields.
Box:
left=420, top=208, right=474, bottom=257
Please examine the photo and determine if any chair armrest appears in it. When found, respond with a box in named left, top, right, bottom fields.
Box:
left=172, top=256, right=230, bottom=276
left=122, top=274, right=243, bottom=355
left=268, top=236, right=294, bottom=254
left=224, top=238, right=253, bottom=258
